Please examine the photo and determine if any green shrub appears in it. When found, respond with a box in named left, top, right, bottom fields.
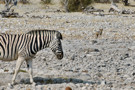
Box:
left=61, top=0, right=93, bottom=12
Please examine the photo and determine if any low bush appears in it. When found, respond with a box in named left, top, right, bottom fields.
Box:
left=61, top=0, right=93, bottom=12
left=41, top=0, right=51, bottom=4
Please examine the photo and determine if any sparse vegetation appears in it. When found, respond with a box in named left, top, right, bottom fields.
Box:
left=61, top=0, right=93, bottom=12
left=19, top=0, right=30, bottom=4
left=41, top=0, right=51, bottom=4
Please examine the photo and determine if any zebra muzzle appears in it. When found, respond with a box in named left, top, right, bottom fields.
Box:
left=56, top=52, right=63, bottom=60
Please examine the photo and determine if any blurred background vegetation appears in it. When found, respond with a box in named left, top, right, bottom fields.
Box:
left=60, top=0, right=123, bottom=12
left=41, top=0, right=51, bottom=4
left=61, top=0, right=93, bottom=12
left=0, top=0, right=30, bottom=4
left=0, top=0, right=129, bottom=12
left=94, top=0, right=119, bottom=3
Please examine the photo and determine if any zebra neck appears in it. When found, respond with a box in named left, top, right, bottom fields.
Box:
left=29, top=30, right=55, bottom=52
left=36, top=34, right=53, bottom=51
left=43, top=40, right=51, bottom=49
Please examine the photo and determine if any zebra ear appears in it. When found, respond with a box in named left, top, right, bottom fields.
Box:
left=57, top=32, right=63, bottom=40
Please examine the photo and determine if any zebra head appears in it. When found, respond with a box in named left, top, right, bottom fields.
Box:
left=50, top=31, right=63, bottom=60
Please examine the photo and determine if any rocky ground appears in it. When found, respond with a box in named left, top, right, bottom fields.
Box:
left=0, top=2, right=135, bottom=90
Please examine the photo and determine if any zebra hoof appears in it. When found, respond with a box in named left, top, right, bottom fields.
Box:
left=8, top=83, right=14, bottom=89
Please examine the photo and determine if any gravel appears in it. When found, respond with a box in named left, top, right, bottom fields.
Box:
left=0, top=3, right=135, bottom=90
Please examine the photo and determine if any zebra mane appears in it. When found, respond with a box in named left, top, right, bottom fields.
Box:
left=26, top=30, right=63, bottom=40
left=26, top=30, right=54, bottom=34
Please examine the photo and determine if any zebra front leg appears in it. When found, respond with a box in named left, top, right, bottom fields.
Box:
left=10, top=57, right=24, bottom=86
left=26, top=59, right=36, bottom=86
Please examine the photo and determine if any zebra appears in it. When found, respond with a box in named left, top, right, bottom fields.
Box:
left=0, top=30, right=63, bottom=86
left=4, top=0, right=18, bottom=11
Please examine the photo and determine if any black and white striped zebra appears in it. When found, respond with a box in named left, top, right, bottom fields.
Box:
left=0, top=30, right=63, bottom=86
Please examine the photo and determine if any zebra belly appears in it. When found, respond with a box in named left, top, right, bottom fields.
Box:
left=0, top=54, right=18, bottom=61
left=0, top=47, right=18, bottom=61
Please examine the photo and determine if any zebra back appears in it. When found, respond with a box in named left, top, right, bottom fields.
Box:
left=27, top=30, right=63, bottom=40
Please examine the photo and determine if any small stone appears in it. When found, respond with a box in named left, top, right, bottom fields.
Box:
left=97, top=72, right=103, bottom=77
left=82, top=86, right=87, bottom=90
left=26, top=88, right=31, bottom=90
left=85, top=83, right=89, bottom=86
left=94, top=49, right=100, bottom=52
left=91, top=40, right=97, bottom=44
left=70, top=54, right=76, bottom=60
left=65, top=86, right=72, bottom=90
left=132, top=72, right=135, bottom=76
left=101, top=81, right=106, bottom=86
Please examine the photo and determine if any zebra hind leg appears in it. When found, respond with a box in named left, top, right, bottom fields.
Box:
left=8, top=57, right=25, bottom=88
left=26, top=59, right=36, bottom=86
